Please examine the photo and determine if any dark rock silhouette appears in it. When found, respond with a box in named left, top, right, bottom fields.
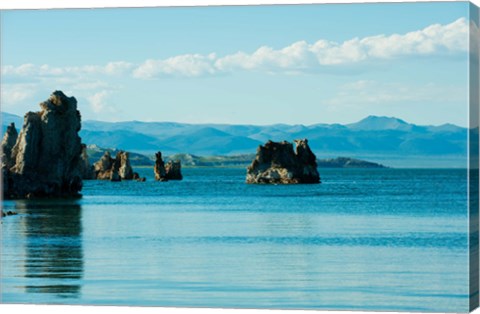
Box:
left=1, top=122, right=18, bottom=170
left=154, top=151, right=182, bottom=181
left=93, top=151, right=115, bottom=180
left=246, top=139, right=320, bottom=184
left=2, top=91, right=84, bottom=199
left=133, top=172, right=146, bottom=182
left=80, top=144, right=95, bottom=180
left=1, top=210, right=17, bottom=218
left=110, top=152, right=122, bottom=182
left=165, top=160, right=183, bottom=180
left=93, top=150, right=135, bottom=181
left=154, top=152, right=167, bottom=181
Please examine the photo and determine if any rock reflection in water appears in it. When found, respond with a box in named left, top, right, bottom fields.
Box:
left=15, top=200, right=83, bottom=299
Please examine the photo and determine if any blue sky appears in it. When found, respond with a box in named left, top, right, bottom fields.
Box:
left=0, top=2, right=472, bottom=126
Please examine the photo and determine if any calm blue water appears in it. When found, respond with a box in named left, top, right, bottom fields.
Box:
left=0, top=168, right=470, bottom=312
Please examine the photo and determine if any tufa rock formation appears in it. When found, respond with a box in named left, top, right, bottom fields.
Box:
left=154, top=151, right=182, bottom=181
left=165, top=160, right=183, bottom=180
left=93, top=150, right=141, bottom=181
left=1, top=123, right=18, bottom=170
left=119, top=151, right=134, bottom=180
left=80, top=144, right=95, bottom=179
left=110, top=152, right=122, bottom=182
left=2, top=91, right=84, bottom=199
left=154, top=152, right=167, bottom=181
left=246, top=139, right=320, bottom=184
left=93, top=151, right=114, bottom=180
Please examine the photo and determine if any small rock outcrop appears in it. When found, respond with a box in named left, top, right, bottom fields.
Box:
left=94, top=151, right=115, bottom=180
left=154, top=152, right=167, bottom=181
left=1, top=211, right=17, bottom=218
left=133, top=172, right=146, bottom=182
left=2, top=91, right=84, bottom=199
left=110, top=153, right=122, bottom=182
left=246, top=139, right=320, bottom=184
left=80, top=144, right=95, bottom=179
left=119, top=151, right=134, bottom=180
left=93, top=150, right=137, bottom=181
left=165, top=160, right=183, bottom=180
left=1, top=123, right=18, bottom=170
left=154, top=151, right=182, bottom=181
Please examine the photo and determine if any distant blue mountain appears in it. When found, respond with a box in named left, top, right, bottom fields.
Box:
left=1, top=112, right=468, bottom=167
left=80, top=130, right=175, bottom=152
left=347, top=115, right=414, bottom=131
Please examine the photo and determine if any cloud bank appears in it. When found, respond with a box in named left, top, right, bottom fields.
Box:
left=134, top=17, right=468, bottom=78
left=1, top=18, right=468, bottom=81
left=1, top=61, right=134, bottom=78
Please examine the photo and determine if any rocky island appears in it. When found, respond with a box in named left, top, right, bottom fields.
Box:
left=246, top=139, right=320, bottom=184
left=92, top=151, right=144, bottom=181
left=154, top=151, right=183, bottom=181
left=1, top=91, right=84, bottom=199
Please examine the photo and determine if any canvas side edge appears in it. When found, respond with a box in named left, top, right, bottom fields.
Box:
left=469, top=1, right=480, bottom=312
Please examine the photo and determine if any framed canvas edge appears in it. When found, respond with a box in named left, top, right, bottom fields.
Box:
left=0, top=1, right=479, bottom=314
left=469, top=1, right=480, bottom=312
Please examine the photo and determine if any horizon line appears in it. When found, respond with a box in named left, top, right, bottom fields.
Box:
left=1, top=111, right=466, bottom=129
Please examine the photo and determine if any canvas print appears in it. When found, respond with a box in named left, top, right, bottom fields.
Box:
left=0, top=1, right=479, bottom=312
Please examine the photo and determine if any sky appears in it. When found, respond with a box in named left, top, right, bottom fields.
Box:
left=0, top=1, right=474, bottom=126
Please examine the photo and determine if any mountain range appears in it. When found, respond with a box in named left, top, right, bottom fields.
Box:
left=2, top=112, right=468, bottom=167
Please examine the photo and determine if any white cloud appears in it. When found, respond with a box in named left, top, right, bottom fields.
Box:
left=1, top=84, right=36, bottom=108
left=1, top=62, right=134, bottom=78
left=104, top=61, right=135, bottom=75
left=2, top=64, right=66, bottom=77
left=215, top=41, right=317, bottom=73
left=0, top=18, right=469, bottom=81
left=133, top=53, right=217, bottom=79
left=359, top=18, right=468, bottom=58
left=223, top=17, right=467, bottom=69
left=135, top=17, right=468, bottom=78
left=87, top=90, right=118, bottom=114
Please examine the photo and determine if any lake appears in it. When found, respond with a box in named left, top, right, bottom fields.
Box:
left=0, top=167, right=470, bottom=312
